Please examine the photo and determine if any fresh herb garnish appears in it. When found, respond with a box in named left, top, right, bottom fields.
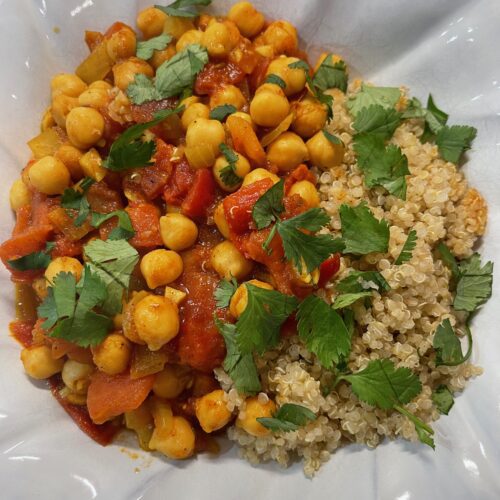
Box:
left=332, top=292, right=372, bottom=309
left=60, top=177, right=95, bottom=226
left=155, top=0, right=211, bottom=18
left=353, top=104, right=401, bottom=140
left=433, top=319, right=472, bottom=366
left=257, top=403, right=316, bottom=432
left=432, top=385, right=454, bottom=415
left=336, top=270, right=391, bottom=293
left=7, top=241, right=55, bottom=271
left=214, top=277, right=238, bottom=308
left=403, top=94, right=449, bottom=143
left=209, top=104, right=237, bottom=121
left=323, top=129, right=344, bottom=145
left=395, top=230, right=417, bottom=265
left=339, top=202, right=390, bottom=255
left=265, top=74, right=286, bottom=89
left=347, top=83, right=401, bottom=117
left=91, top=210, right=135, bottom=241
left=437, top=242, right=460, bottom=280
left=252, top=179, right=285, bottom=230
left=136, top=34, right=172, bottom=60
left=312, top=54, right=348, bottom=93
left=218, top=143, right=241, bottom=187
left=103, top=106, right=184, bottom=171
left=435, top=125, right=477, bottom=164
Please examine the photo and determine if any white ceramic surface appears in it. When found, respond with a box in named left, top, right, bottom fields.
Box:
left=0, top=1, right=499, bottom=499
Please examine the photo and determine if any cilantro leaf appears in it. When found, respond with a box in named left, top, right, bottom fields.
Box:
left=91, top=210, right=135, bottom=241
left=454, top=253, right=493, bottom=312
left=103, top=106, right=184, bottom=171
left=296, top=295, right=351, bottom=368
left=423, top=94, right=448, bottom=137
left=215, top=318, right=261, bottom=395
left=347, top=83, right=401, bottom=117
left=394, top=405, right=435, bottom=449
left=83, top=239, right=139, bottom=316
left=336, top=270, right=391, bottom=293
left=353, top=104, right=401, bottom=140
left=265, top=74, right=286, bottom=89
left=395, top=230, right=417, bottom=265
left=155, top=0, right=211, bottom=18
left=126, top=74, right=164, bottom=105
left=214, top=277, right=238, bottom=308
left=435, top=125, right=477, bottom=164
left=257, top=403, right=316, bottom=432
left=7, top=241, right=54, bottom=271
left=209, top=104, right=237, bottom=121
left=252, top=179, right=285, bottom=230
left=432, top=385, right=454, bottom=415
left=312, top=54, right=348, bottom=93
left=433, top=319, right=472, bottom=366
left=136, top=34, right=172, bottom=60
left=218, top=143, right=241, bottom=187
left=236, top=284, right=298, bottom=354
left=37, top=287, right=58, bottom=329
left=60, top=177, right=95, bottom=226
left=436, top=242, right=460, bottom=280
left=333, top=291, right=372, bottom=309
left=401, top=97, right=427, bottom=120
left=323, top=129, right=344, bottom=145
left=339, top=202, right=390, bottom=255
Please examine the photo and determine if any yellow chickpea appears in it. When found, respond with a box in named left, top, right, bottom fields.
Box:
left=159, top=213, right=198, bottom=251
left=213, top=152, right=251, bottom=192
left=153, top=364, right=192, bottom=399
left=229, top=280, right=274, bottom=318
left=89, top=80, right=113, bottom=91
left=292, top=96, right=328, bottom=138
left=61, top=360, right=94, bottom=395
left=54, top=144, right=84, bottom=180
left=9, top=178, right=31, bottom=211
left=266, top=56, right=307, bottom=96
left=140, top=249, right=184, bottom=289
left=267, top=131, right=309, bottom=172
left=306, top=130, right=345, bottom=169
left=78, top=87, right=109, bottom=109
left=186, top=118, right=226, bottom=158
left=79, top=148, right=107, bottom=181
left=195, top=389, right=232, bottom=433
left=213, top=202, right=230, bottom=239
left=28, top=156, right=71, bottom=195
left=51, top=73, right=87, bottom=98
left=210, top=240, right=253, bottom=280
left=227, top=2, right=265, bottom=38
left=92, top=333, right=132, bottom=375
left=289, top=180, right=320, bottom=208
left=112, top=57, right=154, bottom=91
left=181, top=102, right=210, bottom=131
left=45, top=256, right=83, bottom=284
left=149, top=413, right=195, bottom=460
left=66, top=107, right=105, bottom=149
left=175, top=29, right=203, bottom=52
left=137, top=7, right=168, bottom=39
left=241, top=167, right=280, bottom=187
left=106, top=26, right=137, bottom=61
left=250, top=83, right=290, bottom=128
left=201, top=21, right=237, bottom=58
left=210, top=85, right=247, bottom=111
left=150, top=44, right=177, bottom=69
left=51, top=94, right=79, bottom=128
left=20, top=345, right=64, bottom=380
left=236, top=396, right=276, bottom=437
left=163, top=16, right=195, bottom=40
left=134, top=295, right=180, bottom=351
left=263, top=20, right=298, bottom=55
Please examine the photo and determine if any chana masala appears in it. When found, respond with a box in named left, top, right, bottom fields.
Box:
left=2, top=0, right=493, bottom=475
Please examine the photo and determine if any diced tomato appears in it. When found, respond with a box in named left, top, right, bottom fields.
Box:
left=31, top=191, right=57, bottom=227
left=87, top=371, right=156, bottom=424
left=163, top=159, right=195, bottom=206
left=52, top=233, right=83, bottom=258
left=223, top=178, right=273, bottom=234
left=228, top=38, right=260, bottom=74
left=138, top=140, right=174, bottom=200
left=49, top=377, right=119, bottom=445
left=126, top=202, right=163, bottom=249
left=9, top=320, right=34, bottom=348
left=99, top=106, right=125, bottom=144
left=181, top=169, right=216, bottom=219
left=87, top=181, right=123, bottom=213
left=248, top=56, right=270, bottom=93
left=194, top=62, right=246, bottom=95
left=130, top=99, right=178, bottom=123
left=284, top=164, right=317, bottom=193
left=226, top=115, right=266, bottom=167
left=318, top=254, right=341, bottom=288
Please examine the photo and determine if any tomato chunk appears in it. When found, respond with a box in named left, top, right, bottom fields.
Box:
left=87, top=371, right=156, bottom=424
left=9, top=320, right=34, bottom=348
left=141, top=140, right=174, bottom=200
left=181, top=169, right=216, bottom=219
left=194, top=62, right=246, bottom=95
left=126, top=202, right=163, bottom=249
left=284, top=164, right=317, bottom=193
left=163, top=159, right=195, bottom=206
left=318, top=254, right=341, bottom=288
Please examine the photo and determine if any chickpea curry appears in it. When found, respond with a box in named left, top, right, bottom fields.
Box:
left=2, top=0, right=351, bottom=459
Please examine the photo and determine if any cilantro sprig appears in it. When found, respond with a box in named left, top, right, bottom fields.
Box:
left=265, top=74, right=286, bottom=89
left=214, top=277, right=238, bottom=308
left=136, top=34, right=172, bottom=60
left=61, top=177, right=95, bottom=227
left=312, top=54, right=348, bottom=93
left=257, top=403, right=317, bottom=432
left=395, top=230, right=417, bottom=265
left=91, top=210, right=135, bottom=241
left=333, top=270, right=390, bottom=309
left=432, top=385, right=454, bottom=415
left=209, top=104, right=237, bottom=121
left=7, top=241, right=55, bottom=271
left=218, top=143, right=241, bottom=187
left=155, top=0, right=211, bottom=18
left=347, top=83, right=401, bottom=117
left=433, top=319, right=472, bottom=366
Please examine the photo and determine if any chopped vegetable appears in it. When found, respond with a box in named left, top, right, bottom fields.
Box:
left=257, top=403, right=316, bottom=432
left=91, top=210, right=135, bottom=240
left=60, top=177, right=95, bottom=227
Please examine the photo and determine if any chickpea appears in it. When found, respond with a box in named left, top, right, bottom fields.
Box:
left=150, top=44, right=177, bottom=69
left=112, top=57, right=154, bottom=91
left=289, top=180, right=320, bottom=208
left=176, top=29, right=203, bottom=52
left=210, top=241, right=253, bottom=280
left=106, top=26, right=137, bottom=61
left=227, top=2, right=265, bottom=38
left=213, top=202, right=230, bottom=238
left=54, top=144, right=84, bottom=180
left=164, top=286, right=187, bottom=305
left=262, top=20, right=298, bottom=55
left=51, top=94, right=78, bottom=128
left=210, top=85, right=246, bottom=111
left=61, top=360, right=94, bottom=395
left=201, top=21, right=236, bottom=59
left=153, top=364, right=192, bottom=399
left=79, top=148, right=107, bottom=181
left=9, top=178, right=31, bottom=211
left=241, top=167, right=280, bottom=187
left=306, top=130, right=345, bottom=169
left=137, top=7, right=168, bottom=39
left=149, top=414, right=195, bottom=460
left=133, top=295, right=180, bottom=351
left=159, top=213, right=198, bottom=251
left=181, top=103, right=210, bottom=131
left=236, top=396, right=276, bottom=437
left=163, top=16, right=195, bottom=40
left=230, top=280, right=273, bottom=318
left=20, top=345, right=64, bottom=380
left=51, top=73, right=87, bottom=98
left=92, top=333, right=132, bottom=375
left=45, top=256, right=83, bottom=284
left=28, top=156, right=71, bottom=195
left=292, top=96, right=328, bottom=138
left=89, top=80, right=113, bottom=91
left=213, top=152, right=251, bottom=192
left=266, top=56, right=307, bottom=96
left=186, top=118, right=226, bottom=156
left=250, top=83, right=290, bottom=128
left=78, top=87, right=109, bottom=109
left=140, top=249, right=184, bottom=289
left=266, top=132, right=309, bottom=172
left=195, top=389, right=232, bottom=433
left=66, top=107, right=105, bottom=149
